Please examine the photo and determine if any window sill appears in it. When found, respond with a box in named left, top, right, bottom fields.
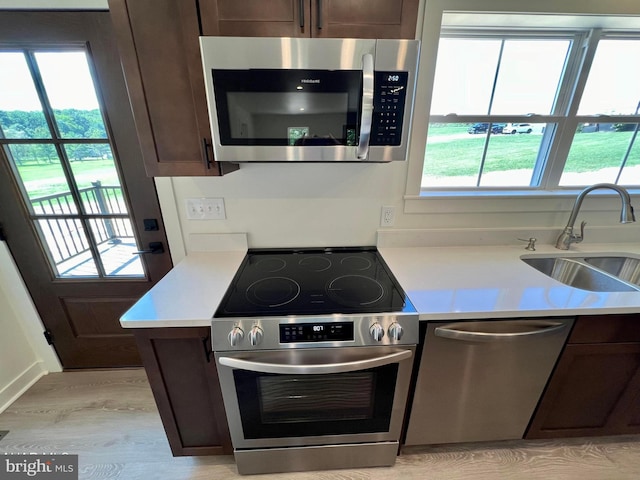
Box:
left=404, top=188, right=640, bottom=214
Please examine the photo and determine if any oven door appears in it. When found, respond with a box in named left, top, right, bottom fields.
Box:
left=215, top=346, right=415, bottom=449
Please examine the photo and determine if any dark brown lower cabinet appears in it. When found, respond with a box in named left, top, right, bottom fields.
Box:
left=134, top=327, right=232, bottom=455
left=526, top=314, right=640, bottom=439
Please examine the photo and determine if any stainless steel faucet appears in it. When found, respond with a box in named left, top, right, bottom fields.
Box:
left=555, top=183, right=636, bottom=250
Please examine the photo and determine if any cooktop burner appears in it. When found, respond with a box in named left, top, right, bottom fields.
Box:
left=214, top=247, right=415, bottom=317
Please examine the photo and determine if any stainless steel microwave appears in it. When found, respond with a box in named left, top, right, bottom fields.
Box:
left=199, top=37, right=420, bottom=163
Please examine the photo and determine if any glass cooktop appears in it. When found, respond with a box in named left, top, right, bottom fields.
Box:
left=214, top=247, right=416, bottom=317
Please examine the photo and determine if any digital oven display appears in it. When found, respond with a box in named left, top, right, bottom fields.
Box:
left=280, top=322, right=354, bottom=343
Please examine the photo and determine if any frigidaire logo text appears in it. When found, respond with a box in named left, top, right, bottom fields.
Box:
left=5, top=458, right=52, bottom=477
left=300, top=79, right=320, bottom=84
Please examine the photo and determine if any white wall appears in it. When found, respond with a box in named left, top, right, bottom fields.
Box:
left=0, top=243, right=60, bottom=413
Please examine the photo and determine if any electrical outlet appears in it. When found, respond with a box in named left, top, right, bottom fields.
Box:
left=380, top=206, right=395, bottom=227
left=185, top=198, right=226, bottom=220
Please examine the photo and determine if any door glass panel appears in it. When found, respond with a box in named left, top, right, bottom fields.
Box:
left=35, top=51, right=108, bottom=139
left=88, top=218, right=143, bottom=277
left=36, top=218, right=99, bottom=277
left=1, top=47, right=145, bottom=279
left=0, top=52, right=51, bottom=139
left=64, top=144, right=127, bottom=215
left=4, top=143, right=78, bottom=213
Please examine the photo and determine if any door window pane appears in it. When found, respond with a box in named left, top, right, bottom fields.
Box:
left=35, top=51, right=107, bottom=139
left=36, top=218, right=99, bottom=277
left=88, top=218, right=143, bottom=277
left=65, top=145, right=127, bottom=215
left=1, top=47, right=146, bottom=279
left=560, top=123, right=634, bottom=186
left=0, top=52, right=51, bottom=139
left=578, top=40, right=640, bottom=115
left=4, top=143, right=78, bottom=213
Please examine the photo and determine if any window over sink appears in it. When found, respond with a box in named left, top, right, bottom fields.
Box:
left=408, top=2, right=640, bottom=198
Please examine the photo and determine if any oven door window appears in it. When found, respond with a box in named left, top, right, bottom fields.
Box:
left=212, top=69, right=362, bottom=147
left=233, top=364, right=397, bottom=438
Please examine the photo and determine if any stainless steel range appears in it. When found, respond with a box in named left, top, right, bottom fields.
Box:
left=212, top=247, right=418, bottom=475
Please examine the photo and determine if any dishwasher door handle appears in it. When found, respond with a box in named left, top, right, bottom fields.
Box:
left=434, top=321, right=568, bottom=342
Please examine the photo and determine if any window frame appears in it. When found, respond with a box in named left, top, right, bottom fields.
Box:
left=405, top=0, right=640, bottom=207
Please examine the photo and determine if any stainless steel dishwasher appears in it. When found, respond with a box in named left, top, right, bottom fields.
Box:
left=404, top=318, right=574, bottom=446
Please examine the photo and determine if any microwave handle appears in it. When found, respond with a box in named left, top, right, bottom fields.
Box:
left=357, top=53, right=374, bottom=160
left=218, top=349, right=412, bottom=375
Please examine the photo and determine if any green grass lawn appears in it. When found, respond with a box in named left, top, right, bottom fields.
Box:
left=424, top=125, right=635, bottom=177
left=14, top=159, right=121, bottom=198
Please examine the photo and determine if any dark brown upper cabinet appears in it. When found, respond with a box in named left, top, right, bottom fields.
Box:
left=199, top=0, right=419, bottom=39
left=108, top=0, right=418, bottom=177
left=108, top=0, right=238, bottom=176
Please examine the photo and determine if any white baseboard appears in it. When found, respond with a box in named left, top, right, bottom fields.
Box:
left=0, top=362, right=46, bottom=414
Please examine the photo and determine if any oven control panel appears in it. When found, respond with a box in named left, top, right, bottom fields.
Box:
left=212, top=315, right=418, bottom=351
left=280, top=322, right=354, bottom=343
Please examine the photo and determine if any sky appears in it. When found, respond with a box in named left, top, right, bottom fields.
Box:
left=0, top=50, right=100, bottom=111
left=430, top=38, right=640, bottom=116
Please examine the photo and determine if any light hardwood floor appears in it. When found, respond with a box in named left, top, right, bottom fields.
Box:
left=0, top=369, right=639, bottom=480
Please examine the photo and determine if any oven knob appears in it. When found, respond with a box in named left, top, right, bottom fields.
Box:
left=228, top=326, right=244, bottom=347
left=248, top=325, right=264, bottom=347
left=388, top=322, right=404, bottom=341
left=369, top=322, right=385, bottom=342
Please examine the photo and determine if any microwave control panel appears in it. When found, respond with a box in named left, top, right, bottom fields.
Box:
left=370, top=71, right=409, bottom=146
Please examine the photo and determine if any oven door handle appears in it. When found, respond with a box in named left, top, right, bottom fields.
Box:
left=217, top=349, right=412, bottom=375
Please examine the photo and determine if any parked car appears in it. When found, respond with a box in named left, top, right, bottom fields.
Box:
left=503, top=123, right=533, bottom=134
left=468, top=123, right=506, bottom=134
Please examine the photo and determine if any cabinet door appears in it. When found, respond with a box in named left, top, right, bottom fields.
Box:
left=526, top=343, right=640, bottom=439
left=109, top=0, right=237, bottom=176
left=311, top=0, right=419, bottom=39
left=200, top=0, right=419, bottom=39
left=199, top=0, right=310, bottom=37
left=134, top=327, right=232, bottom=456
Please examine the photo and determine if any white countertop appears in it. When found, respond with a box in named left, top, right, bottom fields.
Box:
left=120, top=250, right=246, bottom=328
left=379, top=242, right=640, bottom=320
left=120, top=242, right=640, bottom=328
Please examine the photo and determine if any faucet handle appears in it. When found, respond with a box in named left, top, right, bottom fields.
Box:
left=572, top=221, right=587, bottom=244
left=518, top=237, right=537, bottom=251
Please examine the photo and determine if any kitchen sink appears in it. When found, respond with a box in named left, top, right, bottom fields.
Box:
left=583, top=256, right=640, bottom=287
left=521, top=256, right=640, bottom=292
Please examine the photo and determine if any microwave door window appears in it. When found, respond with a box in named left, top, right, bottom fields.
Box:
left=213, top=69, right=362, bottom=147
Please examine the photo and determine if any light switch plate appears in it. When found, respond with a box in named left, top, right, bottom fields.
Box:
left=185, top=198, right=226, bottom=220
